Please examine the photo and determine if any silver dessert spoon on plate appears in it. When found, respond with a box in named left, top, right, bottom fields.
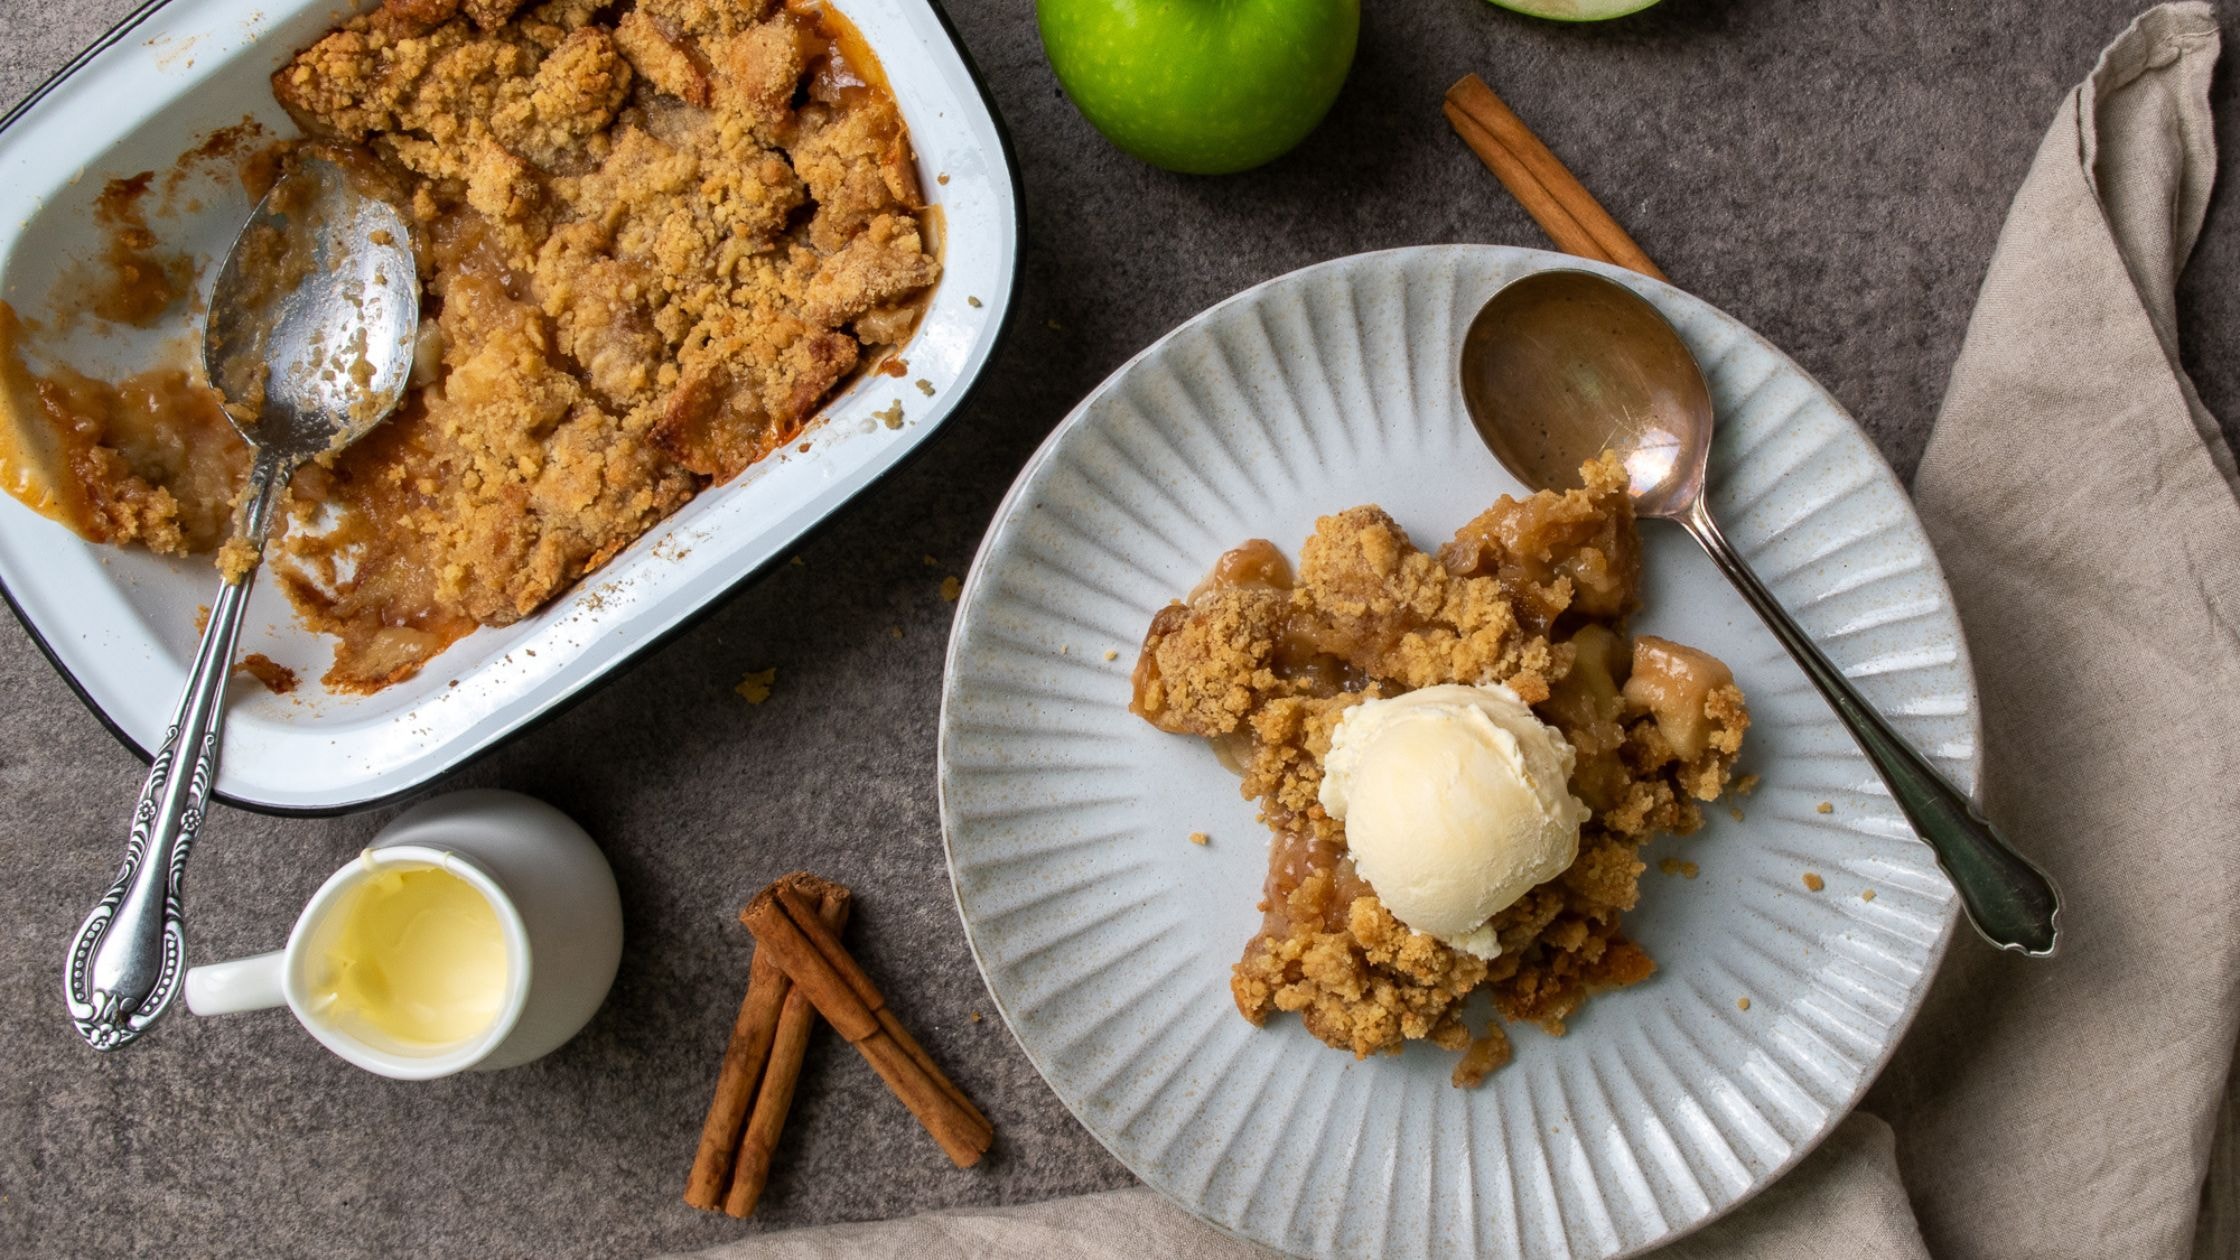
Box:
left=1459, top=267, right=2061, bottom=957
left=63, top=154, right=419, bottom=1049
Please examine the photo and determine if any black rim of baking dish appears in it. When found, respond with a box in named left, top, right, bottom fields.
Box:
left=0, top=0, right=1028, bottom=818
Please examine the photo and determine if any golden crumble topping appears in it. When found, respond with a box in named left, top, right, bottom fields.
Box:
left=1130, top=454, right=1749, bottom=1082
left=0, top=0, right=937, bottom=693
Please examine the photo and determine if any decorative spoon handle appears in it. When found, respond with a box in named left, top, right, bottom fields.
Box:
left=1678, top=500, right=2061, bottom=956
left=64, top=454, right=289, bottom=1049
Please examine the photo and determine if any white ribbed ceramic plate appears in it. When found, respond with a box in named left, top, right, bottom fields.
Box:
left=940, top=247, right=1976, bottom=1259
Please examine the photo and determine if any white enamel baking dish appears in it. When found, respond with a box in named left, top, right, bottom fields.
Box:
left=0, top=0, right=1020, bottom=812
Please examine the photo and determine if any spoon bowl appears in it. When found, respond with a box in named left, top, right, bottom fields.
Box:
left=64, top=154, right=420, bottom=1050
left=1459, top=266, right=2062, bottom=957
left=204, top=155, right=417, bottom=460
left=1460, top=268, right=1711, bottom=518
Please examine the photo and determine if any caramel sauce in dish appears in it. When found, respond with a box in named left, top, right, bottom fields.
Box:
left=0, top=0, right=941, bottom=694
left=0, top=307, right=248, bottom=552
left=78, top=174, right=199, bottom=331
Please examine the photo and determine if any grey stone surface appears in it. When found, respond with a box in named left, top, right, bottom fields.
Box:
left=0, top=1, right=2234, bottom=1256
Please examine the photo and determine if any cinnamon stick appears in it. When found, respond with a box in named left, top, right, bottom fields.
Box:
left=773, top=884, right=993, bottom=1134
left=725, top=882, right=852, bottom=1218
left=1444, top=73, right=1667, bottom=282
left=742, top=887, right=993, bottom=1167
left=683, top=940, right=790, bottom=1210
left=1442, top=103, right=1614, bottom=267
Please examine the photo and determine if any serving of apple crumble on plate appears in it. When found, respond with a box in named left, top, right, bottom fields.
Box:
left=0, top=0, right=939, bottom=692
left=1130, top=453, right=1748, bottom=1084
left=939, top=245, right=1972, bottom=1260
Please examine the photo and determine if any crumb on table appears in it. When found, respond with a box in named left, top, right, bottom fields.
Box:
left=922, top=554, right=938, bottom=567
left=888, top=625, right=903, bottom=639
left=1802, top=872, right=1826, bottom=892
left=939, top=576, right=962, bottom=602
left=735, top=668, right=777, bottom=705
left=969, top=1011, right=983, bottom=1023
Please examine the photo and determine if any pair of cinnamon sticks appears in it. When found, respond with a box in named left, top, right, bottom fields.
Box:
left=1443, top=73, right=1665, bottom=281
left=683, top=873, right=992, bottom=1217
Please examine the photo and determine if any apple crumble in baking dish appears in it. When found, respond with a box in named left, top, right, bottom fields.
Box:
left=0, top=0, right=939, bottom=691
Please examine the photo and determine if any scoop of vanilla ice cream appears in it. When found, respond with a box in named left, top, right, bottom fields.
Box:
left=1317, top=683, right=1589, bottom=958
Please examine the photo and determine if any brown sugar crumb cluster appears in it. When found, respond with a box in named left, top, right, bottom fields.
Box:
left=1129, top=454, right=1749, bottom=1083
left=1, top=0, right=937, bottom=695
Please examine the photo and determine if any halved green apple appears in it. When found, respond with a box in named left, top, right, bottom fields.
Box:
left=1487, top=0, right=1665, bottom=20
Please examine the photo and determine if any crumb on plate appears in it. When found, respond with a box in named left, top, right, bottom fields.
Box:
left=1450, top=1027, right=1512, bottom=1089
left=234, top=653, right=297, bottom=695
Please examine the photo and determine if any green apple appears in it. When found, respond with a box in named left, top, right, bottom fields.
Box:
left=1037, top=0, right=1360, bottom=176
left=1485, top=0, right=1665, bottom=19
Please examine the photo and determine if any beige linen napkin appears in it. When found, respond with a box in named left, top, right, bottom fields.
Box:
left=1869, top=6, right=2239, bottom=1259
left=670, top=5, right=2238, bottom=1256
